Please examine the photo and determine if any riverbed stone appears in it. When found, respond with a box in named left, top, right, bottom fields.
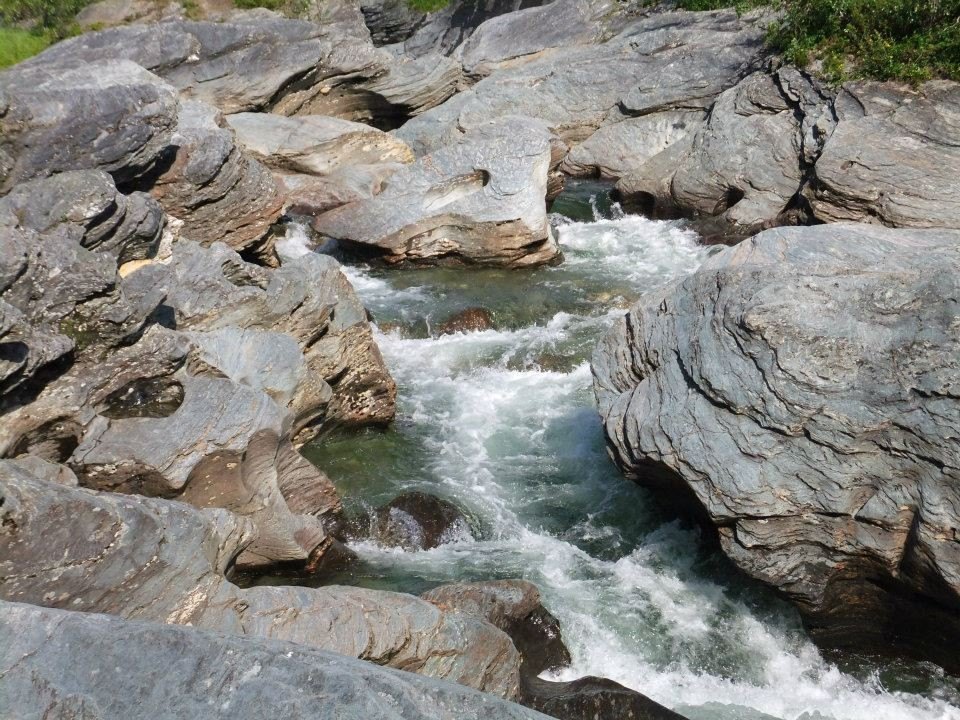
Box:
left=0, top=601, right=550, bottom=720
left=314, top=116, right=559, bottom=267
left=592, top=223, right=960, bottom=672
left=372, top=491, right=476, bottom=550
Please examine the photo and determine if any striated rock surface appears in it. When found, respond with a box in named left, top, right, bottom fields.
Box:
left=397, top=9, right=765, bottom=154
left=148, top=101, right=284, bottom=252
left=0, top=469, right=523, bottom=697
left=0, top=60, right=179, bottom=193
left=618, top=68, right=835, bottom=230
left=809, top=80, right=960, bottom=229
left=227, top=113, right=414, bottom=176
left=314, top=117, right=560, bottom=266
left=593, top=223, right=960, bottom=671
left=0, top=601, right=548, bottom=720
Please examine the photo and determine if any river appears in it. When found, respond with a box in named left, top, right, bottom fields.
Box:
left=291, top=182, right=960, bottom=720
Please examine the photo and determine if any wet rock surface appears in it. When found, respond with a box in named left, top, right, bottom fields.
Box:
left=593, top=223, right=960, bottom=671
left=366, top=491, right=476, bottom=550
left=435, top=307, right=496, bottom=335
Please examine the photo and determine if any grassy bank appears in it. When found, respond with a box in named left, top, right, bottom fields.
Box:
left=0, top=26, right=50, bottom=67
left=675, top=0, right=960, bottom=82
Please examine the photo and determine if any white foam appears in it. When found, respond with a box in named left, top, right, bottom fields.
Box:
left=337, top=212, right=960, bottom=720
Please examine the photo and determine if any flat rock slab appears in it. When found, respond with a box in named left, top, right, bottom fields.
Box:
left=0, top=601, right=550, bottom=720
left=592, top=222, right=960, bottom=670
left=314, top=117, right=560, bottom=267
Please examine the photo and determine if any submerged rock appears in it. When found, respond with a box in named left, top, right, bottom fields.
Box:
left=593, top=223, right=960, bottom=672
left=435, top=307, right=496, bottom=335
left=313, top=117, right=560, bottom=267
left=0, top=601, right=549, bottom=719
left=523, top=676, right=688, bottom=720
left=366, top=491, right=475, bottom=550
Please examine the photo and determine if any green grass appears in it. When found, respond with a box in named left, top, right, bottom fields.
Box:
left=670, top=0, right=960, bottom=83
left=407, top=0, right=452, bottom=11
left=0, top=26, right=51, bottom=68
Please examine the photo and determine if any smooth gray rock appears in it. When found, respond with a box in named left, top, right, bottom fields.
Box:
left=149, top=101, right=284, bottom=252
left=593, top=223, right=960, bottom=671
left=617, top=68, right=835, bottom=229
left=0, top=60, right=179, bottom=193
left=810, top=80, right=960, bottom=229
left=0, top=471, right=523, bottom=697
left=0, top=601, right=549, bottom=720
left=397, top=9, right=764, bottom=155
left=315, top=117, right=560, bottom=267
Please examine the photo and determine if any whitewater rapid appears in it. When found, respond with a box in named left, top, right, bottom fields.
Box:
left=300, top=194, right=960, bottom=720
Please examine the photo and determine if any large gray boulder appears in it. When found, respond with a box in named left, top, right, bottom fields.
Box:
left=0, top=469, right=523, bottom=698
left=809, top=80, right=960, bottom=229
left=0, top=60, right=179, bottom=193
left=617, top=68, right=835, bottom=230
left=0, top=601, right=549, bottom=720
left=314, top=117, right=561, bottom=267
left=397, top=9, right=765, bottom=155
left=592, top=223, right=960, bottom=672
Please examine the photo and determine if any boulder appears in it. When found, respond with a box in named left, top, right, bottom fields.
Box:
left=422, top=580, right=685, bottom=720
left=618, top=69, right=835, bottom=230
left=0, top=601, right=549, bottom=720
left=148, top=101, right=284, bottom=252
left=22, top=12, right=458, bottom=124
left=422, top=579, right=570, bottom=676
left=0, top=469, right=523, bottom=697
left=396, top=9, right=765, bottom=154
left=523, top=676, right=688, bottom=720
left=434, top=307, right=496, bottom=335
left=158, top=240, right=396, bottom=438
left=368, top=491, right=476, bottom=550
left=314, top=117, right=560, bottom=267
left=560, top=110, right=706, bottom=179
left=0, top=60, right=179, bottom=193
left=0, top=173, right=386, bottom=570
left=593, top=223, right=960, bottom=672
left=809, top=80, right=960, bottom=229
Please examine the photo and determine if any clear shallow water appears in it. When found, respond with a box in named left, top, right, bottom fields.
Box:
left=294, top=183, right=960, bottom=720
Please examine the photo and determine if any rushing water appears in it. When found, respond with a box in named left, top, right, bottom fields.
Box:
left=290, top=182, right=960, bottom=720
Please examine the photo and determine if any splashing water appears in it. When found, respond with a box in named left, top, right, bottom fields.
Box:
left=296, top=182, right=960, bottom=720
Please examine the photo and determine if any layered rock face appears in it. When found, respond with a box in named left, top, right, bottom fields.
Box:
left=18, top=11, right=458, bottom=126
left=593, top=224, right=960, bottom=670
left=0, top=467, right=522, bottom=697
left=0, top=601, right=549, bottom=720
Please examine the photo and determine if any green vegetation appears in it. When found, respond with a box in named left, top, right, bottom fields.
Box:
left=0, top=26, right=51, bottom=67
left=0, top=0, right=90, bottom=36
left=671, top=0, right=960, bottom=83
left=407, top=0, right=452, bottom=11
